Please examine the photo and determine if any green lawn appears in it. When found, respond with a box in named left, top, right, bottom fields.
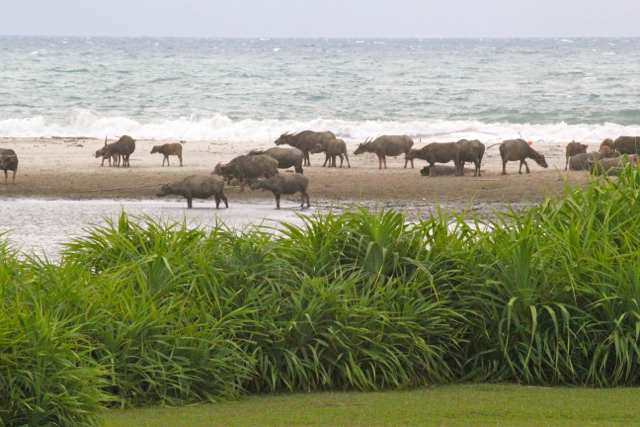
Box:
left=101, top=384, right=640, bottom=427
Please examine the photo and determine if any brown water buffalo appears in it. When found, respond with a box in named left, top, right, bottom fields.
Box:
left=564, top=141, right=588, bottom=170
left=274, top=130, right=336, bottom=166
left=613, top=136, right=640, bottom=155
left=94, top=146, right=120, bottom=166
left=98, top=136, right=136, bottom=167
left=599, top=145, right=618, bottom=159
left=250, top=173, right=310, bottom=209
left=249, top=147, right=304, bottom=174
left=309, top=138, right=351, bottom=168
left=157, top=175, right=228, bottom=209
left=213, top=154, right=278, bottom=191
left=568, top=152, right=602, bottom=171
left=405, top=142, right=461, bottom=177
left=600, top=138, right=615, bottom=152
left=151, top=143, right=183, bottom=167
left=354, top=135, right=414, bottom=169
left=457, top=139, right=485, bottom=176
left=499, top=139, right=548, bottom=175
left=0, top=148, right=18, bottom=184
left=588, top=154, right=637, bottom=175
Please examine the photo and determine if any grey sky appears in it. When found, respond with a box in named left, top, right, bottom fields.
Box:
left=1, top=0, right=639, bottom=38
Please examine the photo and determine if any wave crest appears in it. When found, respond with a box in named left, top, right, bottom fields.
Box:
left=1, top=110, right=639, bottom=144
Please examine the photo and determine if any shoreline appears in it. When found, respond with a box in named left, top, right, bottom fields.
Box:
left=0, top=136, right=591, bottom=208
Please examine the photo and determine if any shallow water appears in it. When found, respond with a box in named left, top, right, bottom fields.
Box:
left=0, top=198, right=315, bottom=256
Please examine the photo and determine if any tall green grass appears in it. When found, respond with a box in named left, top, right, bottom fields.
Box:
left=2, top=166, right=640, bottom=426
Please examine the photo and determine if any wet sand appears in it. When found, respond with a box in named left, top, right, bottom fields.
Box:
left=0, top=137, right=591, bottom=207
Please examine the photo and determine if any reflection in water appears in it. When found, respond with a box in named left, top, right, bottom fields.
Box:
left=0, top=198, right=314, bottom=256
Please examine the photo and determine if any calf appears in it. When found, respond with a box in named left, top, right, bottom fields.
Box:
left=250, top=174, right=310, bottom=209
left=309, top=138, right=351, bottom=168
left=151, top=143, right=183, bottom=167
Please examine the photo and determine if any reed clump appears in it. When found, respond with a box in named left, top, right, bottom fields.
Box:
left=2, top=166, right=640, bottom=426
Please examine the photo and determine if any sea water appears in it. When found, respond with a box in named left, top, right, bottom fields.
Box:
left=1, top=37, right=640, bottom=143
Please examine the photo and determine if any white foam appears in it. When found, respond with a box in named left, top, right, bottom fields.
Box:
left=0, top=110, right=639, bottom=144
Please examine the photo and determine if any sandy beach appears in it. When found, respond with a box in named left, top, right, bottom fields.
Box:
left=0, top=136, right=592, bottom=209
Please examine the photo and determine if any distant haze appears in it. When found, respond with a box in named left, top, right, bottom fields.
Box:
left=1, top=0, right=639, bottom=38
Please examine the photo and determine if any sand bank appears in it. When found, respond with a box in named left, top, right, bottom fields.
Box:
left=0, top=137, right=591, bottom=207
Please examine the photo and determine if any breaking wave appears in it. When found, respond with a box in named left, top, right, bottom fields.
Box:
left=1, top=110, right=639, bottom=144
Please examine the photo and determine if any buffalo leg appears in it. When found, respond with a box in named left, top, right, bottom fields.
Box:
left=12, top=168, right=17, bottom=184
left=305, top=152, right=311, bottom=166
left=460, top=161, right=465, bottom=176
left=565, top=156, right=569, bottom=171
left=475, top=159, right=481, bottom=177
left=378, top=154, right=382, bottom=169
left=179, top=154, right=183, bottom=167
left=214, top=194, right=221, bottom=208
left=383, top=156, right=387, bottom=169
left=275, top=194, right=281, bottom=209
left=220, top=191, right=228, bottom=208
left=344, top=151, right=351, bottom=168
left=322, top=152, right=329, bottom=167
left=525, top=160, right=530, bottom=174
left=337, top=154, right=342, bottom=168
left=187, top=198, right=193, bottom=209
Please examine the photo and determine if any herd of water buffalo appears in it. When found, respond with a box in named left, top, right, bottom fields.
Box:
left=1, top=132, right=638, bottom=209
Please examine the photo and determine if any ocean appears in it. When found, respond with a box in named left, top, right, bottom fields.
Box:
left=1, top=37, right=640, bottom=143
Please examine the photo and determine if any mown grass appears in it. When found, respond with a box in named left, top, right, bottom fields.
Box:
left=3, top=165, right=640, bottom=426
left=102, top=385, right=640, bottom=427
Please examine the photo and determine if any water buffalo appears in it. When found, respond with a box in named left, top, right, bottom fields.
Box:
left=600, top=138, right=615, bottom=152
left=565, top=141, right=588, bottom=170
left=588, top=154, right=637, bottom=175
left=568, top=152, right=602, bottom=171
left=457, top=139, right=485, bottom=176
left=309, top=138, right=351, bottom=168
left=98, top=136, right=136, bottom=167
left=405, top=142, right=462, bottom=177
left=0, top=148, right=18, bottom=185
left=599, top=145, right=618, bottom=159
left=274, top=130, right=336, bottom=166
left=613, top=136, right=640, bottom=155
left=151, top=143, right=183, bottom=167
left=157, top=175, right=228, bottom=209
left=250, top=174, right=310, bottom=210
left=354, top=135, right=414, bottom=169
left=499, top=139, right=548, bottom=175
left=248, top=147, right=304, bottom=174
left=94, top=146, right=121, bottom=166
left=213, top=154, right=278, bottom=192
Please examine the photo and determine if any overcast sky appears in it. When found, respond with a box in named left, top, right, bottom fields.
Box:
left=1, top=0, right=639, bottom=38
